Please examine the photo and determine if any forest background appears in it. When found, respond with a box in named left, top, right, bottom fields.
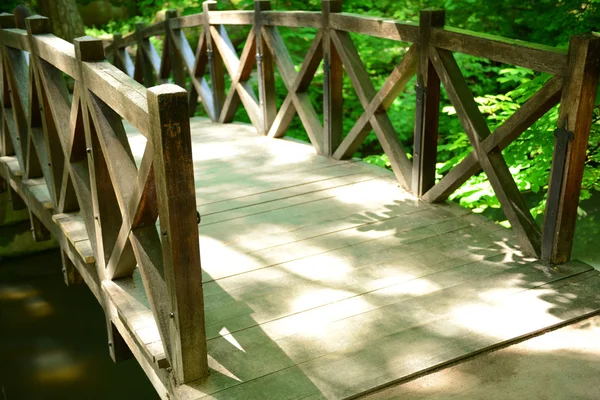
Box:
left=2, top=0, right=600, bottom=227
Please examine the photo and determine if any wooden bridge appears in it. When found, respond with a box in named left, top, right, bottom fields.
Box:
left=1, top=2, right=600, bottom=399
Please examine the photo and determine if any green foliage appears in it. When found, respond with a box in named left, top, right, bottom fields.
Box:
left=84, top=0, right=600, bottom=222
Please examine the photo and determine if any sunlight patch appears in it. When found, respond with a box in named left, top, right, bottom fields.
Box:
left=219, top=327, right=246, bottom=353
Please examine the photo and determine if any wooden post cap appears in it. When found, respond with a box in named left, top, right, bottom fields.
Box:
left=322, top=0, right=343, bottom=13
left=419, top=8, right=446, bottom=27
left=25, top=15, right=51, bottom=34
left=0, top=13, right=16, bottom=29
left=254, top=0, right=272, bottom=12
left=203, top=1, right=217, bottom=12
left=148, top=83, right=187, bottom=100
left=74, top=36, right=105, bottom=62
left=165, top=9, right=178, bottom=18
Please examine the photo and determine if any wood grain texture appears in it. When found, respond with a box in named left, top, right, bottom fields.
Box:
left=542, top=34, right=600, bottom=264
left=147, top=85, right=208, bottom=383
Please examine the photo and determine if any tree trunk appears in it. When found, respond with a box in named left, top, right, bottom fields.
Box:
left=38, top=0, right=85, bottom=42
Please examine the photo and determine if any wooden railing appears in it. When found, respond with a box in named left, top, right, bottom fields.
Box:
left=106, top=0, right=600, bottom=265
left=0, top=12, right=207, bottom=390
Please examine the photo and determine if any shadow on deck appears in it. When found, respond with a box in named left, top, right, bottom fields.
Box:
left=118, top=118, right=600, bottom=399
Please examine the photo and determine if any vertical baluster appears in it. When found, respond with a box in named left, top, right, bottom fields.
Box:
left=412, top=9, right=445, bottom=197
left=203, top=1, right=225, bottom=121
left=322, top=0, right=343, bottom=156
left=542, top=33, right=600, bottom=264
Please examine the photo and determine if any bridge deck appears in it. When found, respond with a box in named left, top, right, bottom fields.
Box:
left=4, top=118, right=600, bottom=399
left=122, top=118, right=600, bottom=399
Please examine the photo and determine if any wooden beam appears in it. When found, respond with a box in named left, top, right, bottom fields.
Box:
left=333, top=45, right=417, bottom=160
left=331, top=29, right=412, bottom=188
left=412, top=9, right=444, bottom=197
left=542, top=33, right=600, bottom=264
left=147, top=84, right=208, bottom=383
left=423, top=75, right=563, bottom=203
left=430, top=27, right=568, bottom=76
left=329, top=13, right=419, bottom=43
left=255, top=0, right=277, bottom=134
left=323, top=0, right=343, bottom=156
left=429, top=46, right=541, bottom=257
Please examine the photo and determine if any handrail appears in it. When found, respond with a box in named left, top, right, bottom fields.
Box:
left=0, top=11, right=208, bottom=390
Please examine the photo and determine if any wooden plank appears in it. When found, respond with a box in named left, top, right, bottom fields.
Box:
left=207, top=10, right=254, bottom=26
left=430, top=27, right=568, bottom=76
left=103, top=279, right=168, bottom=369
left=261, top=11, right=322, bottom=28
left=29, top=34, right=78, bottom=77
left=329, top=13, right=418, bottom=43
left=429, top=46, right=541, bottom=257
left=147, top=84, right=208, bottom=383
left=200, top=268, right=599, bottom=399
left=542, top=34, right=600, bottom=264
left=81, top=61, right=150, bottom=137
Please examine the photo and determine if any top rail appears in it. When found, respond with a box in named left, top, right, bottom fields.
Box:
left=107, top=7, right=566, bottom=75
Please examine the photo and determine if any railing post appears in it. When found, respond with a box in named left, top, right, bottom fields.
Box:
left=202, top=1, right=225, bottom=121
left=147, top=84, right=208, bottom=383
left=322, top=0, right=343, bottom=156
left=254, top=0, right=276, bottom=134
left=165, top=9, right=186, bottom=88
left=412, top=8, right=445, bottom=197
left=134, top=22, right=154, bottom=87
left=542, top=33, right=600, bottom=264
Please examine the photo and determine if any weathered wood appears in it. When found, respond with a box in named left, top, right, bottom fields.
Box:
left=1, top=29, right=30, bottom=52
left=322, top=1, right=342, bottom=156
left=28, top=203, right=52, bottom=241
left=412, top=9, right=444, bottom=197
left=261, top=11, right=323, bottom=28
left=81, top=62, right=150, bottom=136
left=207, top=10, right=254, bottom=26
left=165, top=10, right=186, bottom=88
left=262, top=27, right=324, bottom=152
left=330, top=13, right=419, bottom=43
left=147, top=85, right=208, bottom=383
left=61, top=250, right=84, bottom=286
left=204, top=1, right=226, bottom=121
left=255, top=0, right=277, bottom=135
left=423, top=75, right=563, bottom=203
left=542, top=34, right=600, bottom=264
left=333, top=46, right=417, bottom=160
left=142, top=20, right=165, bottom=38
left=429, top=46, right=541, bottom=257
left=430, top=27, right=568, bottom=76
left=9, top=185, right=26, bottom=210
left=211, top=26, right=261, bottom=128
left=331, top=29, right=412, bottom=188
left=29, top=33, right=78, bottom=77
left=134, top=23, right=156, bottom=87
left=0, top=13, right=16, bottom=29
left=219, top=29, right=257, bottom=124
